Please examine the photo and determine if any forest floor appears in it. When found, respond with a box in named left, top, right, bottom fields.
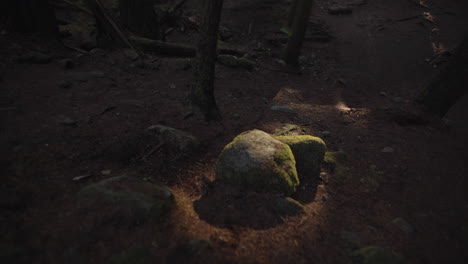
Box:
left=1, top=0, right=468, bottom=263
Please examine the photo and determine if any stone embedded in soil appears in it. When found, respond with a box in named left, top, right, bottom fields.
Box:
left=17, top=51, right=52, bottom=64
left=123, top=49, right=139, bottom=61
left=328, top=5, right=353, bottom=15
left=381, top=146, right=394, bottom=153
left=273, top=197, right=304, bottom=216
left=216, top=130, right=299, bottom=195
left=217, top=55, right=255, bottom=70
left=275, top=135, right=326, bottom=178
left=147, top=125, right=199, bottom=152
left=59, top=58, right=75, bottom=69
left=351, top=246, right=405, bottom=264
left=392, top=217, right=415, bottom=237
left=106, top=245, right=151, bottom=264
left=270, top=105, right=296, bottom=114
left=185, top=238, right=212, bottom=255
left=340, top=230, right=362, bottom=249
left=77, top=176, right=174, bottom=227
left=59, top=117, right=77, bottom=126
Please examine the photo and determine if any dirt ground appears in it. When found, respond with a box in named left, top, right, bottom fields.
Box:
left=1, top=0, right=468, bottom=263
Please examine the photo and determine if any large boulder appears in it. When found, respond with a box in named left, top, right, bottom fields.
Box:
left=275, top=135, right=326, bottom=177
left=77, top=176, right=174, bottom=227
left=216, top=130, right=299, bottom=195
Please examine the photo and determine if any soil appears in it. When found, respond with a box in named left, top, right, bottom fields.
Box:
left=1, top=0, right=468, bottom=263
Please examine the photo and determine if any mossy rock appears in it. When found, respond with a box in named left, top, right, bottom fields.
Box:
left=107, top=246, right=151, bottom=264
left=275, top=135, right=326, bottom=178
left=274, top=197, right=304, bottom=216
left=216, top=130, right=299, bottom=195
left=77, top=176, right=174, bottom=227
left=351, top=246, right=405, bottom=264
left=147, top=125, right=199, bottom=152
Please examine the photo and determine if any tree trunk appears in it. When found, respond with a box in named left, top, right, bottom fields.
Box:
left=281, top=0, right=313, bottom=66
left=188, top=0, right=224, bottom=120
left=418, top=34, right=468, bottom=116
left=286, top=0, right=299, bottom=29
left=119, top=0, right=162, bottom=40
left=1, top=0, right=58, bottom=36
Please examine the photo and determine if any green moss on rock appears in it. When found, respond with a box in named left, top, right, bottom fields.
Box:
left=275, top=135, right=326, bottom=178
left=216, top=130, right=299, bottom=195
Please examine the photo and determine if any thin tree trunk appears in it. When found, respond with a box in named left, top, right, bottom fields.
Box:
left=119, top=0, right=161, bottom=40
left=188, top=0, right=224, bottom=120
left=281, top=0, right=313, bottom=66
left=286, top=0, right=299, bottom=30
left=418, top=34, right=468, bottom=116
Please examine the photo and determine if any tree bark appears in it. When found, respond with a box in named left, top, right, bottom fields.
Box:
left=286, top=0, right=299, bottom=29
left=119, top=0, right=162, bottom=40
left=418, top=34, right=468, bottom=116
left=188, top=0, right=224, bottom=120
left=1, top=0, right=58, bottom=36
left=281, top=0, right=313, bottom=66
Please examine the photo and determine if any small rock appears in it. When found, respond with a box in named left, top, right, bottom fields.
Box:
left=59, top=58, right=75, bottom=69
left=58, top=80, right=73, bottom=89
left=270, top=105, right=296, bottom=114
left=322, top=131, right=331, bottom=136
left=59, top=117, right=77, bottom=126
left=217, top=55, right=255, bottom=70
left=101, top=170, right=112, bottom=175
left=379, top=91, right=387, bottom=97
left=351, top=246, right=405, bottom=264
left=171, top=58, right=192, bottom=70
left=392, top=97, right=404, bottom=103
left=185, top=238, right=212, bottom=255
left=392, top=217, right=415, bottom=237
left=17, top=51, right=52, bottom=64
left=340, top=231, right=362, bottom=249
left=124, top=49, right=139, bottom=61
left=381, top=147, right=394, bottom=153
left=274, top=197, right=304, bottom=216
left=328, top=5, right=353, bottom=15
left=147, top=125, right=199, bottom=152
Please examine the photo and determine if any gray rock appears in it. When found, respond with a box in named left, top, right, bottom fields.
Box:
left=275, top=135, right=326, bottom=177
left=185, top=238, right=212, bottom=255
left=274, top=197, right=304, bottom=216
left=59, top=117, right=77, bottom=126
left=381, top=147, right=394, bottom=153
left=17, top=51, right=51, bottom=64
left=147, top=125, right=199, bottom=152
left=340, top=231, right=362, bottom=249
left=106, top=245, right=151, bottom=264
left=59, top=58, right=75, bottom=69
left=77, top=176, right=174, bottom=227
left=328, top=5, right=353, bottom=15
left=124, top=49, right=139, bottom=61
left=216, top=130, right=299, bottom=195
left=351, top=246, right=405, bottom=264
left=271, top=105, right=296, bottom=114
left=217, top=55, right=255, bottom=70
left=392, top=218, right=415, bottom=237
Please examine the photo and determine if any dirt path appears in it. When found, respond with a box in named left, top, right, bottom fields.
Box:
left=1, top=0, right=468, bottom=263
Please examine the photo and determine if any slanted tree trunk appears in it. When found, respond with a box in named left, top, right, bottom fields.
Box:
left=188, top=0, right=224, bottom=120
left=418, top=34, right=468, bottom=116
left=0, top=0, right=58, bottom=36
left=281, top=0, right=313, bottom=66
left=119, top=0, right=162, bottom=40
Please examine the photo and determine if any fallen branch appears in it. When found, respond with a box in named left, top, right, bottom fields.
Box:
left=131, top=36, right=246, bottom=57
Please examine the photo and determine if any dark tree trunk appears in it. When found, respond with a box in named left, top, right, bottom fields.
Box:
left=281, top=0, right=313, bottom=66
left=119, top=0, right=162, bottom=40
left=418, top=34, right=468, bottom=116
left=188, top=0, right=224, bottom=120
left=1, top=0, right=58, bottom=36
left=286, top=0, right=299, bottom=29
